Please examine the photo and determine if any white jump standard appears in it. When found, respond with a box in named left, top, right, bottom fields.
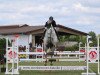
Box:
left=5, top=37, right=19, bottom=74
left=82, top=36, right=100, bottom=75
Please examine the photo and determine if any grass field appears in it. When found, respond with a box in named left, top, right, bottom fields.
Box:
left=0, top=61, right=99, bottom=75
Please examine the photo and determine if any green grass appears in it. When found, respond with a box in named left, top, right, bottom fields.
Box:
left=0, top=61, right=100, bottom=75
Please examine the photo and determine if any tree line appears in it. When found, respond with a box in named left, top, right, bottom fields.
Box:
left=59, top=31, right=100, bottom=51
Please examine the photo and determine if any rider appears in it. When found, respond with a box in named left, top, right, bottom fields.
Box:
left=45, top=16, right=57, bottom=29
left=44, top=16, right=58, bottom=37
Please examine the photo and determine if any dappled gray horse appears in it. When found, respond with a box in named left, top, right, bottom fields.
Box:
left=43, top=25, right=58, bottom=52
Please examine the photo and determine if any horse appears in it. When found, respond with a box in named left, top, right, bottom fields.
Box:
left=43, top=24, right=58, bottom=53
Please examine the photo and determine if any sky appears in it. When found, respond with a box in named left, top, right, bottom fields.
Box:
left=0, top=0, right=100, bottom=34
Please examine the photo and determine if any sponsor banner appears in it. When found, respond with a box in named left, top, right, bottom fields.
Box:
left=19, top=66, right=86, bottom=70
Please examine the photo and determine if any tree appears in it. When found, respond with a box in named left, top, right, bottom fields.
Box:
left=80, top=36, right=87, bottom=47
left=59, top=35, right=80, bottom=42
left=0, top=38, right=6, bottom=54
left=88, top=31, right=97, bottom=46
left=0, top=38, right=6, bottom=71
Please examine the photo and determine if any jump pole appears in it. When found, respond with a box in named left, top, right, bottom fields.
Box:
left=98, top=36, right=100, bottom=74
